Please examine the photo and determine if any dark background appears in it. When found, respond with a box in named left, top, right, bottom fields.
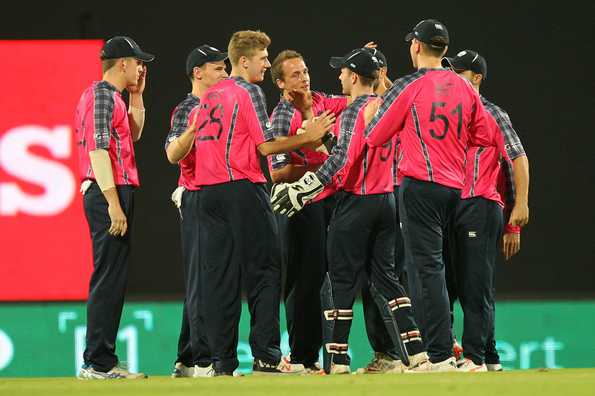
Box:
left=2, top=0, right=593, bottom=299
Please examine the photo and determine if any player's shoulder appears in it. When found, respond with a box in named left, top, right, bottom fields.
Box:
left=386, top=69, right=427, bottom=97
left=480, top=95, right=510, bottom=119
left=232, top=76, right=264, bottom=98
left=175, top=94, right=200, bottom=113
left=343, top=94, right=373, bottom=122
left=272, top=98, right=295, bottom=116
left=481, top=96, right=506, bottom=113
left=95, top=80, right=117, bottom=91
left=93, top=80, right=118, bottom=99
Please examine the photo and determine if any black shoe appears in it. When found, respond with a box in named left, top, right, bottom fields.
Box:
left=252, top=358, right=284, bottom=375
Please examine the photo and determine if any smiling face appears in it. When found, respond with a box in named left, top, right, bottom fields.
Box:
left=242, top=48, right=271, bottom=83
left=276, top=57, right=310, bottom=93
left=195, top=60, right=229, bottom=89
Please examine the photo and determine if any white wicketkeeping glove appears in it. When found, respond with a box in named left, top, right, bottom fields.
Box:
left=271, top=171, right=324, bottom=217
left=170, top=186, right=185, bottom=209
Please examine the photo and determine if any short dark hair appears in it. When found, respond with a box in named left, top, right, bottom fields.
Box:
left=270, top=49, right=303, bottom=86
left=101, top=58, right=118, bottom=73
left=358, top=70, right=379, bottom=87
left=420, top=37, right=448, bottom=57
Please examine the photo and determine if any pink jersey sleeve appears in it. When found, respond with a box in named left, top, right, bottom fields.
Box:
left=320, top=92, right=348, bottom=116
left=467, top=88, right=497, bottom=147
left=365, top=74, right=421, bottom=147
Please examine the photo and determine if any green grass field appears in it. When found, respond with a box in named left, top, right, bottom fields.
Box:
left=1, top=369, right=594, bottom=396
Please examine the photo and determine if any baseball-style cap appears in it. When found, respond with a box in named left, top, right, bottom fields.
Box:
left=329, top=47, right=381, bottom=79
left=100, top=36, right=155, bottom=62
left=404, top=19, right=449, bottom=49
left=442, top=50, right=488, bottom=79
left=366, top=47, right=387, bottom=68
left=186, top=45, right=229, bottom=76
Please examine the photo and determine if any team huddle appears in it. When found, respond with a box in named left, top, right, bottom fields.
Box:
left=74, top=18, right=530, bottom=379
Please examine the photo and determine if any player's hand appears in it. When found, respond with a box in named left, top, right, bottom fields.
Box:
left=364, top=41, right=378, bottom=49
left=271, top=172, right=324, bottom=217
left=502, top=232, right=520, bottom=260
left=303, top=111, right=335, bottom=142
left=508, top=202, right=529, bottom=227
left=108, top=203, right=128, bottom=237
left=127, top=65, right=147, bottom=94
left=189, top=110, right=198, bottom=131
left=287, top=88, right=313, bottom=115
left=364, top=98, right=382, bottom=126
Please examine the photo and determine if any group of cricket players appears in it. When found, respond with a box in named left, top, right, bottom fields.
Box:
left=74, top=17, right=529, bottom=380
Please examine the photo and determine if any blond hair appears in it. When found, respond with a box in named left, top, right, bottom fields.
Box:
left=228, top=30, right=271, bottom=65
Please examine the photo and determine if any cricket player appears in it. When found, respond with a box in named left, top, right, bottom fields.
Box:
left=271, top=47, right=428, bottom=374
left=269, top=49, right=348, bottom=372
left=442, top=50, right=529, bottom=371
left=192, top=30, right=335, bottom=376
left=165, top=45, right=229, bottom=378
left=362, top=19, right=498, bottom=371
left=354, top=46, right=413, bottom=373
left=75, top=36, right=154, bottom=379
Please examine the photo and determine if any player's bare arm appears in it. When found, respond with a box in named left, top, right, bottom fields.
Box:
left=509, top=155, right=530, bottom=227
left=128, top=63, right=147, bottom=141
left=88, top=149, right=127, bottom=237
left=257, top=111, right=335, bottom=156
left=271, top=163, right=321, bottom=183
left=166, top=112, right=197, bottom=164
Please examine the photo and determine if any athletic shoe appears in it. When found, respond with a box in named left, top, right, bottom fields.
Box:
left=453, top=340, right=464, bottom=366
left=487, top=363, right=503, bottom=372
left=78, top=363, right=147, bottom=379
left=356, top=352, right=404, bottom=374
left=171, top=362, right=194, bottom=378
left=304, top=362, right=323, bottom=374
left=193, top=364, right=215, bottom=377
left=252, top=357, right=304, bottom=375
left=213, top=371, right=234, bottom=377
left=327, top=363, right=351, bottom=375
left=458, top=358, right=487, bottom=372
left=406, top=352, right=430, bottom=370
left=407, top=356, right=457, bottom=373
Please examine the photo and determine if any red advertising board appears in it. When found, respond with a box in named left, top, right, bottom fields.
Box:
left=0, top=40, right=103, bottom=301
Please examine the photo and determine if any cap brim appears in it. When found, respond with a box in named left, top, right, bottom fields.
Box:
left=134, top=50, right=155, bottom=62
left=442, top=57, right=454, bottom=68
left=329, top=56, right=345, bottom=69
left=443, top=57, right=468, bottom=71
left=210, top=52, right=229, bottom=62
left=404, top=32, right=415, bottom=42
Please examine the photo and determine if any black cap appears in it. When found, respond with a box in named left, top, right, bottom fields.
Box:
left=442, top=50, right=487, bottom=79
left=185, top=45, right=228, bottom=76
left=329, top=47, right=381, bottom=79
left=100, top=36, right=155, bottom=62
left=404, top=19, right=449, bottom=49
left=365, top=47, right=387, bottom=68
